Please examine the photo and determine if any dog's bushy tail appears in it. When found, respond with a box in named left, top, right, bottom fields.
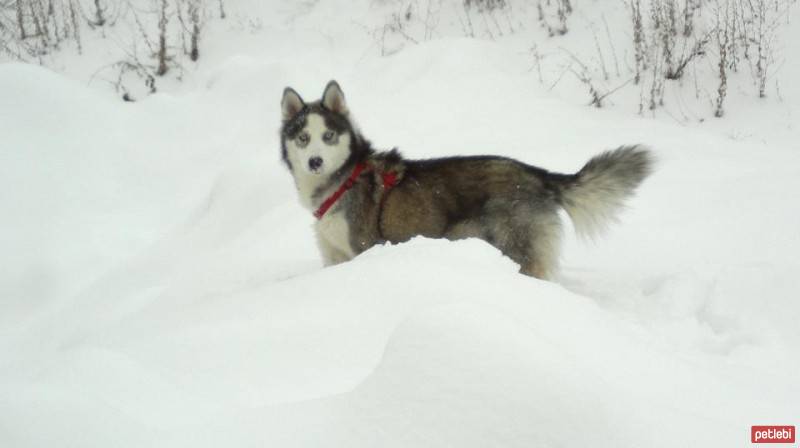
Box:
left=555, top=145, right=654, bottom=239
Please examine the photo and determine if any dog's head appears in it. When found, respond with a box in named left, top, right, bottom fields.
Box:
left=280, top=81, right=360, bottom=178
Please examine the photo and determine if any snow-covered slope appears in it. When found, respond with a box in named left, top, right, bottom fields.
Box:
left=1, top=1, right=799, bottom=447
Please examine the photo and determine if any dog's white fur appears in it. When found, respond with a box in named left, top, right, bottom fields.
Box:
left=315, top=210, right=354, bottom=265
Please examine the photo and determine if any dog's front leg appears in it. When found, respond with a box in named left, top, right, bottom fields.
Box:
left=316, top=234, right=352, bottom=266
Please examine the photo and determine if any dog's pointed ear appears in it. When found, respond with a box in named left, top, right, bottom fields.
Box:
left=281, top=87, right=305, bottom=121
left=321, top=80, right=347, bottom=115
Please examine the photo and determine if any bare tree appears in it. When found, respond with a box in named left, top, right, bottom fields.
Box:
left=556, top=0, right=571, bottom=34
left=528, top=42, right=545, bottom=83
left=648, top=28, right=665, bottom=110
left=91, top=0, right=107, bottom=26
left=5, top=0, right=84, bottom=55
left=592, top=25, right=610, bottom=80
left=750, top=0, right=768, bottom=97
left=188, top=0, right=200, bottom=61
left=629, top=0, right=646, bottom=84
left=682, top=0, right=695, bottom=37
left=176, top=0, right=203, bottom=61
left=735, top=0, right=795, bottom=98
left=68, top=0, right=81, bottom=53
left=16, top=0, right=26, bottom=39
left=714, top=1, right=730, bottom=117
left=602, top=14, right=621, bottom=78
left=537, top=0, right=571, bottom=36
left=665, top=32, right=708, bottom=79
left=156, top=0, right=169, bottom=75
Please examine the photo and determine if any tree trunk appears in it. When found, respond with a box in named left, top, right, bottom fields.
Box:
left=190, top=23, right=199, bottom=61
left=94, top=0, right=106, bottom=26
left=16, top=0, right=27, bottom=39
left=189, top=0, right=200, bottom=61
left=157, top=0, right=169, bottom=76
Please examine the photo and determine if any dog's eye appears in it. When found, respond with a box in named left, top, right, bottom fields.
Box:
left=322, top=130, right=335, bottom=143
left=297, top=132, right=310, bottom=145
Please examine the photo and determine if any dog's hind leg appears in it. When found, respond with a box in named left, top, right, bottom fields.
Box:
left=519, top=213, right=563, bottom=280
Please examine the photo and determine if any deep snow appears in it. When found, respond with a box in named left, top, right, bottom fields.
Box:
left=1, top=1, right=799, bottom=447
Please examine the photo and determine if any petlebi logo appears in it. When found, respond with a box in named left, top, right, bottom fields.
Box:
left=751, top=426, right=795, bottom=444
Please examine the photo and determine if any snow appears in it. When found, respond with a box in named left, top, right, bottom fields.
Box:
left=1, top=1, right=799, bottom=447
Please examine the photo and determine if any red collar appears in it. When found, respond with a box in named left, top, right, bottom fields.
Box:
left=313, top=162, right=399, bottom=219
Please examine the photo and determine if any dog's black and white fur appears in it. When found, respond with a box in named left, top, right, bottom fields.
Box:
left=280, top=81, right=653, bottom=279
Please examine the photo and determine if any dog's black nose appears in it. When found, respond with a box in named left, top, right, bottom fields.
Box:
left=308, top=157, right=323, bottom=171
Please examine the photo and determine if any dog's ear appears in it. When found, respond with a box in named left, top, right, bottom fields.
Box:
left=321, top=80, right=347, bottom=115
left=281, top=87, right=305, bottom=121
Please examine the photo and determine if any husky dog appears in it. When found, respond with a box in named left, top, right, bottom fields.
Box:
left=280, top=81, right=653, bottom=279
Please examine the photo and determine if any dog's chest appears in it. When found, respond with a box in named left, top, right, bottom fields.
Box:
left=315, top=209, right=354, bottom=255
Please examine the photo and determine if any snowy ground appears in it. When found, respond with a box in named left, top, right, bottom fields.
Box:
left=1, top=1, right=799, bottom=447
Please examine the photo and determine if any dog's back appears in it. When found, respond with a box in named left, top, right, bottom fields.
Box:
left=380, top=146, right=653, bottom=278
